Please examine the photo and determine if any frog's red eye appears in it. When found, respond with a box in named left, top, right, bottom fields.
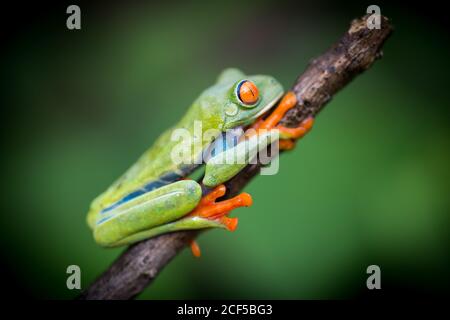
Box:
left=237, top=80, right=259, bottom=105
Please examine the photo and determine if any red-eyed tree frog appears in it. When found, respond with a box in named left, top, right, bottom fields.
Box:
left=86, top=68, right=314, bottom=256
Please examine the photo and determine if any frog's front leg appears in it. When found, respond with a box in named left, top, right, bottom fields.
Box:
left=249, top=91, right=314, bottom=150
left=202, top=129, right=278, bottom=187
left=203, top=92, right=314, bottom=187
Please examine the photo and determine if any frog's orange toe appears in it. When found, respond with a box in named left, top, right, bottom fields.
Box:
left=279, top=139, right=295, bottom=150
left=220, top=216, right=239, bottom=232
left=190, top=240, right=201, bottom=258
left=277, top=116, right=314, bottom=140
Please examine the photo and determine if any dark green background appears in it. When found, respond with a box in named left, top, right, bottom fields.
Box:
left=1, top=1, right=449, bottom=299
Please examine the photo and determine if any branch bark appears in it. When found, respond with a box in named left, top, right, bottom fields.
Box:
left=78, top=14, right=393, bottom=300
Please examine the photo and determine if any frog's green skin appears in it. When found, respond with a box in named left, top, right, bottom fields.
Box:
left=87, top=68, right=283, bottom=247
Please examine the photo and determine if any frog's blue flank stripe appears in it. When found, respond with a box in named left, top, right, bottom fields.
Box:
left=207, top=131, right=241, bottom=158
left=96, top=216, right=113, bottom=225
left=100, top=171, right=183, bottom=215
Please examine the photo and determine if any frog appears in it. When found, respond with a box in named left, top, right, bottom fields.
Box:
left=86, top=68, right=314, bottom=256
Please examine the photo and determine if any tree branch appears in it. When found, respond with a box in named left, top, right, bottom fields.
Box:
left=78, top=14, right=393, bottom=300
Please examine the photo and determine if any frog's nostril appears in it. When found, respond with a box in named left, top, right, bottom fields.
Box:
left=225, top=102, right=238, bottom=116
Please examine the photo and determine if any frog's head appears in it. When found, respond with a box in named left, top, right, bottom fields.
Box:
left=198, top=69, right=284, bottom=131
left=222, top=75, right=284, bottom=129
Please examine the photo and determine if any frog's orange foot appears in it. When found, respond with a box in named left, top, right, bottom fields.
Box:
left=188, top=184, right=252, bottom=257
left=246, top=91, right=314, bottom=150
left=189, top=184, right=252, bottom=229
left=258, top=91, right=298, bottom=131
left=244, top=91, right=298, bottom=140
left=277, top=116, right=314, bottom=139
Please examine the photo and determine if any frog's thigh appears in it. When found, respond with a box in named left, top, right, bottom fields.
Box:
left=93, top=180, right=202, bottom=247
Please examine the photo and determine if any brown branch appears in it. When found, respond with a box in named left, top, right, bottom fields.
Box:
left=78, top=14, right=393, bottom=300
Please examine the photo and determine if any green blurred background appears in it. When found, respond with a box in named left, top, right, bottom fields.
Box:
left=1, top=1, right=449, bottom=299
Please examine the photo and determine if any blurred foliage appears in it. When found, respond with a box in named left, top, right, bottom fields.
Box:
left=1, top=1, right=449, bottom=299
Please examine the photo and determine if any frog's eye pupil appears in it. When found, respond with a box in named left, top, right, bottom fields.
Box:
left=237, top=80, right=259, bottom=105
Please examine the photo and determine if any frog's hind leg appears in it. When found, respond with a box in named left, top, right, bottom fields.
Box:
left=101, top=182, right=252, bottom=255
left=93, top=180, right=202, bottom=247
